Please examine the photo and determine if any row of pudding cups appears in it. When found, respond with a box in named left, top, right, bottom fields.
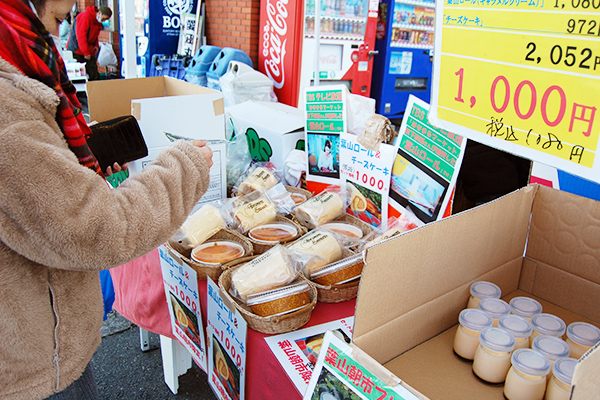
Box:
left=454, top=281, right=600, bottom=400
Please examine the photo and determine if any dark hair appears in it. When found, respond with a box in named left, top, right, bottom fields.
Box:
left=324, top=140, right=332, bottom=149
left=99, top=6, right=112, bottom=18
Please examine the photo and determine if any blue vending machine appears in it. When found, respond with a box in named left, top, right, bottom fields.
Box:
left=121, top=0, right=199, bottom=77
left=371, top=0, right=435, bottom=118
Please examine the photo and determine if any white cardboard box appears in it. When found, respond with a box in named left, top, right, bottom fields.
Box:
left=87, top=76, right=227, bottom=204
left=354, top=184, right=599, bottom=399
left=225, top=100, right=305, bottom=182
left=87, top=76, right=225, bottom=150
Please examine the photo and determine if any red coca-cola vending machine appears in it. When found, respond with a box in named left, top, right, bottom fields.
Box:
left=259, top=0, right=379, bottom=108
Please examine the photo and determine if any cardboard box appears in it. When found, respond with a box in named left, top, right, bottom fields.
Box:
left=86, top=76, right=227, bottom=204
left=225, top=100, right=305, bottom=182
left=354, top=184, right=599, bottom=399
left=87, top=76, right=225, bottom=169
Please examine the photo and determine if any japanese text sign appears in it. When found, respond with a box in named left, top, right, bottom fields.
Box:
left=159, top=244, right=207, bottom=372
left=264, top=318, right=354, bottom=395
left=429, top=0, right=600, bottom=183
left=206, top=278, right=247, bottom=400
left=340, top=133, right=397, bottom=229
left=303, top=331, right=419, bottom=400
left=389, top=96, right=466, bottom=224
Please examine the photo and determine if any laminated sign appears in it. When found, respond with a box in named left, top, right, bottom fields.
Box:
left=429, top=0, right=600, bottom=183
left=206, top=278, right=247, bottom=400
left=159, top=244, right=207, bottom=372
left=390, top=96, right=466, bottom=224
left=303, top=331, right=420, bottom=400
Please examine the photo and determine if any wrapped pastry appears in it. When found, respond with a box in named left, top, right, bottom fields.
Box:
left=293, top=191, right=344, bottom=229
left=347, top=183, right=367, bottom=213
left=233, top=196, right=278, bottom=233
left=288, top=229, right=343, bottom=274
left=237, top=166, right=279, bottom=195
left=172, top=204, right=225, bottom=250
left=231, top=246, right=295, bottom=301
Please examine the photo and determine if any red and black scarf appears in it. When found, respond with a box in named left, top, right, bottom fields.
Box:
left=0, top=0, right=103, bottom=176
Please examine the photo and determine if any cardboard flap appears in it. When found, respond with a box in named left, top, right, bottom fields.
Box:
left=349, top=343, right=402, bottom=387
left=572, top=344, right=600, bottom=400
left=355, top=186, right=537, bottom=344
left=87, top=77, right=165, bottom=122
left=527, top=184, right=600, bottom=286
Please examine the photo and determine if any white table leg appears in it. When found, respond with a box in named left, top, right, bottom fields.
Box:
left=139, top=328, right=150, bottom=352
left=159, top=335, right=192, bottom=394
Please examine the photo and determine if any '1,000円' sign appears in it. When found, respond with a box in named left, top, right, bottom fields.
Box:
left=429, top=0, right=600, bottom=183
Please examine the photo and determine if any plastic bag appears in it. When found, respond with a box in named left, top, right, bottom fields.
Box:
left=233, top=162, right=281, bottom=196
left=364, top=213, right=423, bottom=250
left=170, top=203, right=225, bottom=250
left=346, top=90, right=376, bottom=137
left=97, top=42, right=118, bottom=67
left=357, top=114, right=398, bottom=152
left=292, top=188, right=348, bottom=229
left=226, top=128, right=253, bottom=191
left=219, top=61, right=278, bottom=108
left=287, top=228, right=346, bottom=276
left=229, top=245, right=308, bottom=302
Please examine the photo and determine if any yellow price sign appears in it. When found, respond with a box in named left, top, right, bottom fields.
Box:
left=429, top=0, right=600, bottom=183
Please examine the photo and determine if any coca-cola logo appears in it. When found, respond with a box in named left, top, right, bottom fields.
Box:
left=320, top=54, right=339, bottom=65
left=262, top=0, right=289, bottom=89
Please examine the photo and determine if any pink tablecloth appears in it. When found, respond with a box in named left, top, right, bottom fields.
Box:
left=110, top=250, right=356, bottom=399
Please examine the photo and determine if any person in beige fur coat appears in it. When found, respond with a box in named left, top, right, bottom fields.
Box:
left=0, top=0, right=213, bottom=398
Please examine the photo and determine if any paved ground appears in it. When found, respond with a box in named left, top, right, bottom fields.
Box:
left=93, top=311, right=217, bottom=400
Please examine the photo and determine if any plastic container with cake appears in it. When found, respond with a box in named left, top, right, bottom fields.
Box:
left=246, top=281, right=311, bottom=317
left=310, top=254, right=364, bottom=286
left=246, top=217, right=305, bottom=254
left=191, top=240, right=246, bottom=265
left=167, top=228, right=254, bottom=281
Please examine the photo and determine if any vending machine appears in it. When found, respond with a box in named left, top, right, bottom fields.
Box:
left=120, top=0, right=199, bottom=77
left=370, top=0, right=435, bottom=118
left=258, top=0, right=378, bottom=107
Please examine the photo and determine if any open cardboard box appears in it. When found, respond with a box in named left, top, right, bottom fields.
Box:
left=354, top=184, right=599, bottom=399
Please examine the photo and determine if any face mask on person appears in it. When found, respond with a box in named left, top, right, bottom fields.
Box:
left=97, top=15, right=103, bottom=23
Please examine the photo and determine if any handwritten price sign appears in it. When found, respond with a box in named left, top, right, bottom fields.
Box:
left=430, top=0, right=600, bottom=183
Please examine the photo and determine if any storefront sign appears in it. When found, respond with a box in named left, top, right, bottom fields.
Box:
left=207, top=278, right=247, bottom=400
left=159, top=244, right=207, bottom=372
left=429, top=0, right=600, bottom=183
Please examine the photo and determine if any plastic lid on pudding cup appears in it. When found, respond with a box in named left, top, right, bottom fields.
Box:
left=479, top=327, right=516, bottom=352
left=459, top=308, right=494, bottom=332
left=470, top=281, right=502, bottom=300
left=191, top=241, right=245, bottom=265
left=532, top=335, right=571, bottom=361
left=567, top=321, right=600, bottom=347
left=531, top=313, right=567, bottom=337
left=320, top=222, right=363, bottom=239
left=510, top=348, right=551, bottom=377
left=552, top=357, right=578, bottom=386
left=509, top=296, right=543, bottom=319
left=499, top=314, right=533, bottom=339
left=248, top=222, right=298, bottom=244
left=478, top=298, right=511, bottom=320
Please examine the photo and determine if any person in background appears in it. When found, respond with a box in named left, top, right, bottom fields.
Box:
left=0, top=0, right=213, bottom=399
left=68, top=4, right=111, bottom=80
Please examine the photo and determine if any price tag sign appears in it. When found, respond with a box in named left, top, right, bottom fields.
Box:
left=429, top=0, right=600, bottom=183
left=159, top=244, right=207, bottom=372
